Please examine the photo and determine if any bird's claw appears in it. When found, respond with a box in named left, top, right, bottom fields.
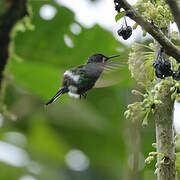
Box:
left=80, top=93, right=87, bottom=99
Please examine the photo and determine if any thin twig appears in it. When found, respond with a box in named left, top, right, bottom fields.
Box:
left=119, top=0, right=180, bottom=62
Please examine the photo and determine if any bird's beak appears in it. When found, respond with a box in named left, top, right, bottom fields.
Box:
left=105, top=55, right=120, bottom=61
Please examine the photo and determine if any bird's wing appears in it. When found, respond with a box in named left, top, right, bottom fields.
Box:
left=94, top=60, right=127, bottom=88
left=73, top=64, right=103, bottom=91
left=78, top=64, right=103, bottom=77
left=103, top=60, right=126, bottom=72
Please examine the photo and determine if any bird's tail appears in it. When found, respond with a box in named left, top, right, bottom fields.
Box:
left=45, top=87, right=66, bottom=106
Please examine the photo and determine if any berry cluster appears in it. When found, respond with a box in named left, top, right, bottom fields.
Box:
left=153, top=50, right=180, bottom=80
left=153, top=57, right=173, bottom=79
left=114, top=0, right=132, bottom=40
left=117, top=19, right=132, bottom=40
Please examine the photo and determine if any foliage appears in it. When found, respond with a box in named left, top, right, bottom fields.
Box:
left=1, top=0, right=180, bottom=179
left=137, top=0, right=173, bottom=28
left=115, top=11, right=126, bottom=22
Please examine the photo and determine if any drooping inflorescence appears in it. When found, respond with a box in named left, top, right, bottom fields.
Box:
left=114, top=0, right=132, bottom=40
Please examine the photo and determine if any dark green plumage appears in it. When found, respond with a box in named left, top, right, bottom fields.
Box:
left=74, top=63, right=104, bottom=93
left=46, top=53, right=120, bottom=105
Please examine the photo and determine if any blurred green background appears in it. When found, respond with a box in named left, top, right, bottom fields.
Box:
left=0, top=0, right=156, bottom=180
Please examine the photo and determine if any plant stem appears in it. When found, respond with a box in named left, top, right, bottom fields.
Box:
left=0, top=0, right=27, bottom=108
left=155, top=82, right=175, bottom=180
left=154, top=41, right=175, bottom=179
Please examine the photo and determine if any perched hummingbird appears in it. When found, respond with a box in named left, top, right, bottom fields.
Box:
left=45, top=53, right=120, bottom=106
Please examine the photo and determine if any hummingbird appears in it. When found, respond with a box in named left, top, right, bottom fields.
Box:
left=45, top=53, right=120, bottom=106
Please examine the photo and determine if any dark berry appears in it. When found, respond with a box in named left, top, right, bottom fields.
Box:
left=153, top=58, right=173, bottom=79
left=123, top=26, right=132, bottom=39
left=117, top=27, right=126, bottom=36
left=118, top=26, right=132, bottom=40
left=122, top=34, right=129, bottom=40
left=115, top=4, right=121, bottom=12
left=126, top=26, right=132, bottom=34
left=114, top=0, right=122, bottom=12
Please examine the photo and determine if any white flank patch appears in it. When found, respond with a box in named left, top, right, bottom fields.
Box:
left=68, top=85, right=79, bottom=99
left=68, top=85, right=77, bottom=93
left=64, top=70, right=80, bottom=83
left=68, top=92, right=80, bottom=99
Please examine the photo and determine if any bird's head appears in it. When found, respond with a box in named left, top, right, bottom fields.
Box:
left=87, top=53, right=120, bottom=64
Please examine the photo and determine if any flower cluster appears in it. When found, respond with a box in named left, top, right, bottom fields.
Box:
left=125, top=85, right=162, bottom=126
left=137, top=0, right=173, bottom=28
left=128, top=43, right=155, bottom=85
left=125, top=43, right=179, bottom=126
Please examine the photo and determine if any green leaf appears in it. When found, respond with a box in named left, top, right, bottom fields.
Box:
left=115, top=11, right=126, bottom=22
left=28, top=115, right=68, bottom=161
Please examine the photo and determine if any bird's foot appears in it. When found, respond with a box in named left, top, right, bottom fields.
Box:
left=82, top=93, right=87, bottom=99
left=80, top=93, right=87, bottom=99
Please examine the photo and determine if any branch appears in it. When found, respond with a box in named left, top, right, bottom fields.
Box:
left=119, top=0, right=180, bottom=62
left=166, top=0, right=180, bottom=33
left=155, top=80, right=175, bottom=180
left=0, top=0, right=28, bottom=89
left=151, top=22, right=175, bottom=180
